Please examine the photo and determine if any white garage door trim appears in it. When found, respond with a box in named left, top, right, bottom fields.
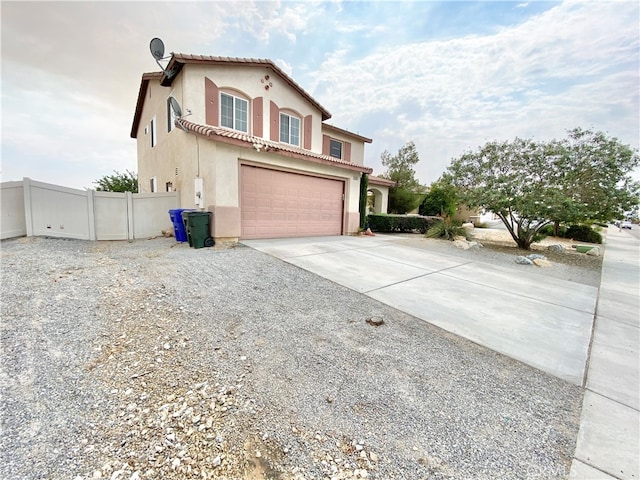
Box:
left=240, top=165, right=345, bottom=239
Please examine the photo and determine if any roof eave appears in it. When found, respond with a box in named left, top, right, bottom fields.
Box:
left=130, top=72, right=163, bottom=139
left=179, top=120, right=372, bottom=174
left=323, top=123, right=373, bottom=144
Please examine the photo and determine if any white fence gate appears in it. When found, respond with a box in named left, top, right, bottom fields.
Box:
left=1, top=178, right=179, bottom=241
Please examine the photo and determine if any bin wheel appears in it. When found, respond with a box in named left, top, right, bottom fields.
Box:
left=204, top=237, right=214, bottom=247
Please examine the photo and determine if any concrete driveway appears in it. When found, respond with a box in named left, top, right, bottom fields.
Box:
left=243, top=235, right=597, bottom=386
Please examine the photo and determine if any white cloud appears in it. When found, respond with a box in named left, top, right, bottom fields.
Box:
left=307, top=1, right=639, bottom=184
left=275, top=58, right=294, bottom=76
left=1, top=0, right=638, bottom=190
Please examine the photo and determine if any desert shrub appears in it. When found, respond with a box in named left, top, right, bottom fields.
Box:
left=425, top=218, right=469, bottom=241
left=565, top=224, right=602, bottom=244
left=367, top=214, right=438, bottom=234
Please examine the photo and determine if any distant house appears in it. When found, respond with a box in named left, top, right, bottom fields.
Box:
left=130, top=53, right=389, bottom=243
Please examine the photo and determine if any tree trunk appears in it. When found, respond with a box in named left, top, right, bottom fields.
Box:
left=553, top=221, right=560, bottom=237
left=496, top=212, right=534, bottom=250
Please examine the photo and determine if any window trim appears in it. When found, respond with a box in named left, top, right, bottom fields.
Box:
left=220, top=92, right=249, bottom=133
left=279, top=112, right=301, bottom=147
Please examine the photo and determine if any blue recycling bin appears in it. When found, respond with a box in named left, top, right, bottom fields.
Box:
left=168, top=209, right=194, bottom=242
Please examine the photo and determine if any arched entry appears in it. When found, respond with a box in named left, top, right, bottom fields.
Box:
left=367, top=175, right=395, bottom=214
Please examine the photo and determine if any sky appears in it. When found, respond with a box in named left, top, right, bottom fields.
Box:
left=1, top=0, right=639, bottom=190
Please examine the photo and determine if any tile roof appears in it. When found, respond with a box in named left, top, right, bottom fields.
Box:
left=178, top=119, right=373, bottom=174
left=368, top=175, right=396, bottom=187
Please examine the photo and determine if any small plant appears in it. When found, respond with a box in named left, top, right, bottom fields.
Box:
left=475, top=222, right=489, bottom=229
left=425, top=218, right=469, bottom=241
left=565, top=224, right=602, bottom=244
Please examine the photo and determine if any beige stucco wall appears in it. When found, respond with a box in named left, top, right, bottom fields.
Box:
left=320, top=127, right=366, bottom=167
left=367, top=186, right=389, bottom=214
left=182, top=64, right=325, bottom=153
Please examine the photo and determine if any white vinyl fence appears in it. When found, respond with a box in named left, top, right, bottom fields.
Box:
left=1, top=178, right=179, bottom=241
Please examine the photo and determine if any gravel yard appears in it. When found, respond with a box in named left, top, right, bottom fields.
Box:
left=393, top=228, right=603, bottom=287
left=1, top=236, right=585, bottom=479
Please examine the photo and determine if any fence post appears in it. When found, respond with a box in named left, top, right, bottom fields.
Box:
left=87, top=189, right=96, bottom=241
left=22, top=177, right=33, bottom=237
left=126, top=191, right=134, bottom=241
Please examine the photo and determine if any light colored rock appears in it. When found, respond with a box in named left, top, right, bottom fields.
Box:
left=369, top=452, right=379, bottom=462
left=515, top=256, right=533, bottom=265
left=212, top=455, right=221, bottom=467
left=453, top=240, right=470, bottom=250
left=453, top=236, right=467, bottom=242
left=532, top=258, right=553, bottom=268
left=92, top=471, right=103, bottom=479
left=586, top=247, right=600, bottom=256
left=547, top=244, right=565, bottom=253
left=526, top=254, right=547, bottom=261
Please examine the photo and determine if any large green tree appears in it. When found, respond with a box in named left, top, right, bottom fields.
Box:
left=380, top=141, right=424, bottom=213
left=419, top=180, right=458, bottom=217
left=446, top=130, right=639, bottom=250
left=546, top=128, right=640, bottom=234
left=93, top=169, right=139, bottom=193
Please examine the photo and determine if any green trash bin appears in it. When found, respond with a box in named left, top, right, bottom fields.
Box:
left=182, top=211, right=214, bottom=249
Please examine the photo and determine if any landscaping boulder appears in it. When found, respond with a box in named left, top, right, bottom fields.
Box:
left=532, top=258, right=553, bottom=268
left=586, top=247, right=600, bottom=257
left=515, top=256, right=533, bottom=265
left=547, top=244, right=565, bottom=253
left=453, top=239, right=471, bottom=250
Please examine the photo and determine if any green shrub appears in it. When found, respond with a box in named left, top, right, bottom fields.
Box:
left=539, top=224, right=568, bottom=238
left=367, top=214, right=438, bottom=234
left=425, top=218, right=469, bottom=241
left=565, top=224, right=602, bottom=244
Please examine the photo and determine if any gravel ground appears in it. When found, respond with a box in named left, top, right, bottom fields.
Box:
left=1, top=236, right=585, bottom=479
left=392, top=229, right=603, bottom=288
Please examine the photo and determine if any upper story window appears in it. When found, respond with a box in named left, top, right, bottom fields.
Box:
left=150, top=117, right=157, bottom=147
left=329, top=139, right=343, bottom=159
left=280, top=112, right=300, bottom=146
left=220, top=92, right=248, bottom=133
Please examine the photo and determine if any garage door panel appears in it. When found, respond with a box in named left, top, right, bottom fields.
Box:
left=241, top=165, right=344, bottom=239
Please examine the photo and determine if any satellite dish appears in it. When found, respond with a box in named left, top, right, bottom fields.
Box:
left=149, top=37, right=176, bottom=79
left=150, top=38, right=165, bottom=60
left=169, top=97, right=182, bottom=117
left=168, top=97, right=190, bottom=133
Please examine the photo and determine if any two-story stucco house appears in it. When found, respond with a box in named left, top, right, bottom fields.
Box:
left=130, top=53, right=386, bottom=244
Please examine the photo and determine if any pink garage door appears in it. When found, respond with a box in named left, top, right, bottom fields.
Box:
left=241, top=165, right=344, bottom=239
